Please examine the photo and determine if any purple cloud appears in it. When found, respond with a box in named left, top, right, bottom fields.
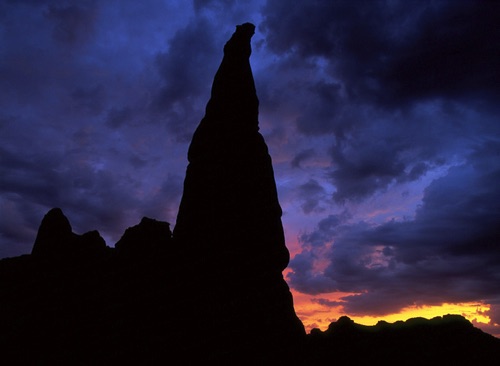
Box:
left=289, top=142, right=500, bottom=316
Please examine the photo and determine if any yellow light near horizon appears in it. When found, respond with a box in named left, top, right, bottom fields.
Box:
left=350, top=302, right=491, bottom=326
left=291, top=289, right=492, bottom=334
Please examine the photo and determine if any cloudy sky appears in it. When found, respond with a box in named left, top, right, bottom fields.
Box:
left=1, top=0, right=499, bottom=336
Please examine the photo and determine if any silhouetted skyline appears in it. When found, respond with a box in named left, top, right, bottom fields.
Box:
left=1, top=1, right=499, bottom=337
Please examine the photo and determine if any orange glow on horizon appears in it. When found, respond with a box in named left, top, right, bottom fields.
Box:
left=290, top=289, right=498, bottom=337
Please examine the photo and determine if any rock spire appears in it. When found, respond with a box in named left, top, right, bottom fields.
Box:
left=31, top=207, right=106, bottom=260
left=172, top=22, right=305, bottom=362
left=174, top=22, right=289, bottom=272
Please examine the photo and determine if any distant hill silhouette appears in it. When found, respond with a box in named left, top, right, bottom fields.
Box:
left=1, top=23, right=499, bottom=365
left=307, top=315, right=500, bottom=365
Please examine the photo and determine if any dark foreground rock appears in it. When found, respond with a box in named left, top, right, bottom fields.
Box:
left=115, top=216, right=172, bottom=259
left=307, top=315, right=500, bottom=365
left=0, top=208, right=303, bottom=364
left=31, top=207, right=107, bottom=261
left=2, top=238, right=499, bottom=365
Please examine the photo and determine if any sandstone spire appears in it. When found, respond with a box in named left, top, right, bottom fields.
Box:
left=31, top=207, right=106, bottom=260
left=174, top=23, right=289, bottom=272
left=172, top=23, right=305, bottom=362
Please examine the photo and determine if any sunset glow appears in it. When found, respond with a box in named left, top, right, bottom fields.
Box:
left=291, top=288, right=497, bottom=336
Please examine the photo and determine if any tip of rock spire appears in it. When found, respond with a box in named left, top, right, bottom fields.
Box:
left=223, top=23, right=256, bottom=58
left=236, top=22, right=255, bottom=36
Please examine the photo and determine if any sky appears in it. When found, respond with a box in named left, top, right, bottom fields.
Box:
left=1, top=0, right=499, bottom=336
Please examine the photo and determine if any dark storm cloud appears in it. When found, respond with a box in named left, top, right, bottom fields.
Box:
left=106, top=106, right=134, bottom=129
left=297, top=211, right=351, bottom=249
left=70, top=84, right=106, bottom=115
left=0, top=133, right=183, bottom=259
left=45, top=3, right=97, bottom=45
left=297, top=179, right=327, bottom=214
left=0, top=147, right=61, bottom=205
left=193, top=0, right=236, bottom=13
left=311, top=298, right=342, bottom=308
left=156, top=17, right=217, bottom=105
left=291, top=148, right=316, bottom=169
left=295, top=80, right=343, bottom=136
left=154, top=17, right=220, bottom=138
left=0, top=145, right=130, bottom=257
left=327, top=101, right=462, bottom=202
left=288, top=141, right=500, bottom=315
left=0, top=1, right=107, bottom=105
left=0, top=202, right=38, bottom=257
left=488, top=299, right=500, bottom=328
left=255, top=56, right=348, bottom=139
left=259, top=0, right=500, bottom=203
left=287, top=249, right=338, bottom=295
left=262, top=0, right=500, bottom=106
left=1, top=143, right=134, bottom=215
left=330, top=135, right=406, bottom=203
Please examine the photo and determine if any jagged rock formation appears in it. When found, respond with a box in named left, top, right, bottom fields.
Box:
left=307, top=315, right=500, bottom=365
left=1, top=211, right=175, bottom=365
left=31, top=207, right=106, bottom=261
left=173, top=22, right=305, bottom=362
left=115, top=216, right=172, bottom=259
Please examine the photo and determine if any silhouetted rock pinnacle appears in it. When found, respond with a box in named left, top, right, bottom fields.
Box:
left=174, top=22, right=289, bottom=272
left=172, top=22, right=305, bottom=362
left=31, top=207, right=106, bottom=260
left=31, top=208, right=72, bottom=257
